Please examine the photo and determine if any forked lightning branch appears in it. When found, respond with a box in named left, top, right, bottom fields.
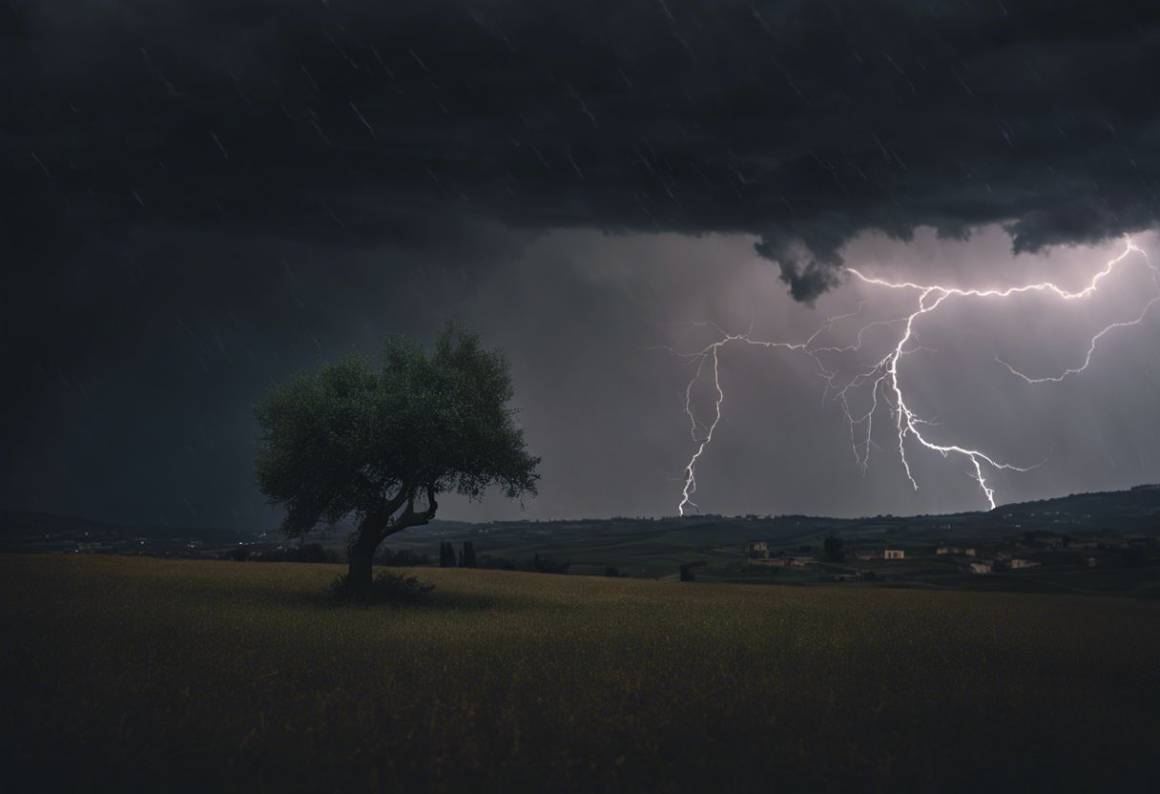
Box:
left=671, top=238, right=1157, bottom=516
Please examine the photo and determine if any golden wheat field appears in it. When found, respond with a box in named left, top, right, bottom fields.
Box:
left=2, top=554, right=1158, bottom=792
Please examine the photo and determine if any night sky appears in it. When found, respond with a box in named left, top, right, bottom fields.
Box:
left=4, top=1, right=1160, bottom=530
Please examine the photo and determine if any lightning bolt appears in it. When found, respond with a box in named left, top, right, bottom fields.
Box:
left=992, top=241, right=1158, bottom=383
left=672, top=236, right=1156, bottom=515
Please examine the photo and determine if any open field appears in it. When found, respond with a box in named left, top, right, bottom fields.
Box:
left=3, top=555, right=1159, bottom=792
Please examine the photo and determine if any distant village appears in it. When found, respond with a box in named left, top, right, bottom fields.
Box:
left=3, top=484, right=1158, bottom=594
left=745, top=532, right=1156, bottom=580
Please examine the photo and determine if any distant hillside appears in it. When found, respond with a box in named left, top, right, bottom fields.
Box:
left=372, top=484, right=1160, bottom=580
left=4, top=484, right=1158, bottom=561
left=993, top=484, right=1160, bottom=523
left=0, top=510, right=250, bottom=543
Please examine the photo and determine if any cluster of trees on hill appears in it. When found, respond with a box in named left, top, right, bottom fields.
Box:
left=476, top=552, right=571, bottom=574
left=219, top=536, right=581, bottom=577
left=439, top=541, right=477, bottom=568
left=823, top=534, right=846, bottom=562
left=377, top=548, right=431, bottom=566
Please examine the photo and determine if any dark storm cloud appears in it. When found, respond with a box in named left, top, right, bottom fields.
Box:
left=5, top=1, right=1160, bottom=527
left=5, top=0, right=1160, bottom=301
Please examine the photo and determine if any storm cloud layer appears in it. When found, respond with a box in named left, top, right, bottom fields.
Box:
left=4, top=1, right=1160, bottom=528
left=7, top=0, right=1160, bottom=298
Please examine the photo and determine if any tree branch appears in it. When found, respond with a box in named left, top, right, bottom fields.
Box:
left=353, top=482, right=414, bottom=547
left=384, top=482, right=438, bottom=537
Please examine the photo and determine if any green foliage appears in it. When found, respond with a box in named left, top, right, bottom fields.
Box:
left=479, top=555, right=517, bottom=570
left=530, top=553, right=570, bottom=574
left=327, top=571, right=435, bottom=603
left=254, top=325, right=539, bottom=538
left=476, top=554, right=570, bottom=574
left=679, top=561, right=706, bottom=581
left=823, top=534, right=846, bottom=562
left=375, top=548, right=431, bottom=567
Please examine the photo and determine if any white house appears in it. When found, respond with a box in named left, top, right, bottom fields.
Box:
left=969, top=561, right=993, bottom=575
left=884, top=548, right=905, bottom=560
left=746, top=541, right=770, bottom=562
left=756, top=554, right=814, bottom=568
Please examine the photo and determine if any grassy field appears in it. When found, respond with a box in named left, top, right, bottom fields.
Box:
left=3, top=555, right=1159, bottom=792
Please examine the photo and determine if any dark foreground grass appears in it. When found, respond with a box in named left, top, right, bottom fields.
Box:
left=2, top=555, right=1158, bottom=793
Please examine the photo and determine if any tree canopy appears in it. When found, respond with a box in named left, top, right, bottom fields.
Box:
left=255, top=326, right=539, bottom=592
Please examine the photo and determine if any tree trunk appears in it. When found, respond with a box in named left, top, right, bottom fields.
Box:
left=345, top=490, right=436, bottom=598
left=347, top=543, right=374, bottom=595
left=347, top=521, right=383, bottom=596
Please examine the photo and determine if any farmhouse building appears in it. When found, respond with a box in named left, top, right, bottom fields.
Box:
left=969, top=561, right=993, bottom=575
left=884, top=548, right=905, bottom=560
left=1009, top=558, right=1041, bottom=570
left=746, top=542, right=814, bottom=567
left=746, top=541, right=770, bottom=561
left=761, top=556, right=808, bottom=568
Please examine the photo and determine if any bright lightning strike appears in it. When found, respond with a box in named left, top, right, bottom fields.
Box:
left=671, top=236, right=1157, bottom=516
left=994, top=242, right=1158, bottom=384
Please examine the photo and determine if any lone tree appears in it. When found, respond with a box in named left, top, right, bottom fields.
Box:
left=255, top=326, right=539, bottom=595
left=823, top=534, right=846, bottom=563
